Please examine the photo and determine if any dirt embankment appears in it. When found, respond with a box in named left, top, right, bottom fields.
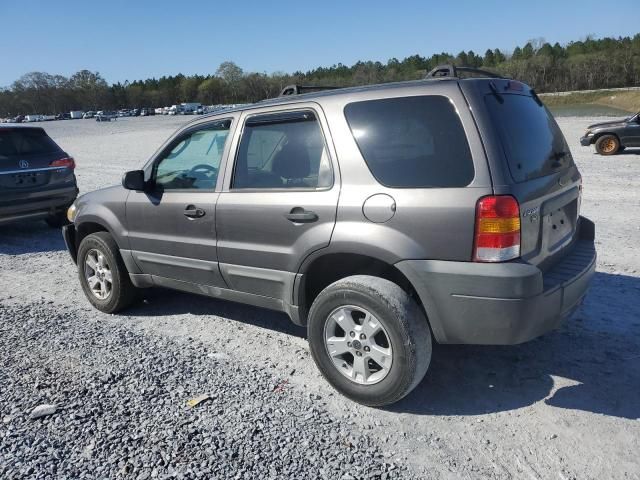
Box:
left=542, top=89, right=640, bottom=112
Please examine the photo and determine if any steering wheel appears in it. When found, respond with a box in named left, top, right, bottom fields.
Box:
left=188, top=164, right=217, bottom=176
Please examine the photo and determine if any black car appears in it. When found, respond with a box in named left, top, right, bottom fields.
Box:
left=580, top=111, right=640, bottom=155
left=0, top=125, right=78, bottom=227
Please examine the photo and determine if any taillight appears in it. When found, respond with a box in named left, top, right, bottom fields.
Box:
left=473, top=195, right=520, bottom=262
left=50, top=157, right=75, bottom=169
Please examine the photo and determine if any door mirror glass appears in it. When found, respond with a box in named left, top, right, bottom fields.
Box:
left=122, top=170, right=146, bottom=190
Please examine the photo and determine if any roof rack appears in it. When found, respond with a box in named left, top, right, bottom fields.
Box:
left=425, top=64, right=505, bottom=79
left=279, top=84, right=341, bottom=97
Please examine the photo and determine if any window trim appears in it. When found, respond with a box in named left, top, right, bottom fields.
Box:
left=343, top=94, right=476, bottom=189
left=229, top=108, right=335, bottom=192
left=149, top=118, right=233, bottom=193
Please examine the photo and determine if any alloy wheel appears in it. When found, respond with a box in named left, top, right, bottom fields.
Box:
left=323, top=305, right=393, bottom=385
left=84, top=249, right=113, bottom=300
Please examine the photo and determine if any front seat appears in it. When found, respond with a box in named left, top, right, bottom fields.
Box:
left=271, top=141, right=311, bottom=188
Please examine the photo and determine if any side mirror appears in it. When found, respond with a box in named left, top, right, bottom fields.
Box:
left=122, top=170, right=146, bottom=191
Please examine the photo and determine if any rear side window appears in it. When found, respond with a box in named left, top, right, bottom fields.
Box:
left=232, top=111, right=333, bottom=190
left=0, top=129, right=60, bottom=158
left=344, top=96, right=474, bottom=188
left=485, top=93, right=573, bottom=182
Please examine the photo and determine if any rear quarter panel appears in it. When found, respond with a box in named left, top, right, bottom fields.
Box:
left=312, top=82, right=493, bottom=264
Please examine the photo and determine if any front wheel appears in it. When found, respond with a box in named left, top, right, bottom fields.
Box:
left=595, top=134, right=620, bottom=155
left=307, top=275, right=431, bottom=407
left=77, top=232, right=136, bottom=313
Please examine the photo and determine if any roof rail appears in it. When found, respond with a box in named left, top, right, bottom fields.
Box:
left=425, top=64, right=505, bottom=79
left=279, top=84, right=341, bottom=97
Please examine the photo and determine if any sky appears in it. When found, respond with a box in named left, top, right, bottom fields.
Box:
left=2, top=0, right=639, bottom=87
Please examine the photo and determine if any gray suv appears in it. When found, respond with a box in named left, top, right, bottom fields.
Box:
left=62, top=66, right=596, bottom=406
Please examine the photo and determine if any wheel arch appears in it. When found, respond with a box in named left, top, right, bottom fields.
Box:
left=594, top=131, right=621, bottom=143
left=295, top=252, right=434, bottom=332
left=75, top=220, right=111, bottom=251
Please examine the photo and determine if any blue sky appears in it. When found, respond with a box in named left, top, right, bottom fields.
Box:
left=2, top=0, right=639, bottom=87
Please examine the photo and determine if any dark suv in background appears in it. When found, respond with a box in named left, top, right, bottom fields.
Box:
left=0, top=125, right=77, bottom=227
left=580, top=111, right=640, bottom=155
left=62, top=66, right=596, bottom=406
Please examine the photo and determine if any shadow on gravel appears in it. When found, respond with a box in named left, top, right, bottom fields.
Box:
left=0, top=222, right=65, bottom=254
left=389, top=272, right=640, bottom=420
left=125, top=288, right=306, bottom=338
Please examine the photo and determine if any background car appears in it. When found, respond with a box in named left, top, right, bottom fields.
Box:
left=96, top=111, right=117, bottom=122
left=580, top=111, right=640, bottom=155
left=0, top=125, right=77, bottom=227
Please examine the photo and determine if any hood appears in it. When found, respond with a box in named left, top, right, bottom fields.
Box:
left=587, top=119, right=628, bottom=129
left=76, top=184, right=127, bottom=209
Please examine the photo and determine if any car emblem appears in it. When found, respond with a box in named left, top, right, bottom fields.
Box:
left=523, top=206, right=540, bottom=222
left=18, top=159, right=29, bottom=169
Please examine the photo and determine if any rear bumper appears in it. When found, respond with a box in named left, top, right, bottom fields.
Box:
left=580, top=136, right=593, bottom=146
left=0, top=185, right=77, bottom=225
left=396, top=216, right=596, bottom=345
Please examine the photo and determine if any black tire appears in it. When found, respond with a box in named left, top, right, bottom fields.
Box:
left=77, top=232, right=136, bottom=313
left=307, top=275, right=431, bottom=407
left=595, top=134, right=620, bottom=155
left=45, top=211, right=69, bottom=228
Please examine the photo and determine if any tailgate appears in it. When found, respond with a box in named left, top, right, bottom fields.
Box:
left=483, top=88, right=582, bottom=269
left=0, top=163, right=75, bottom=192
left=514, top=169, right=582, bottom=269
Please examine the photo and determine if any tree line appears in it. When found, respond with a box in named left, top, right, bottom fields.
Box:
left=2, top=34, right=639, bottom=117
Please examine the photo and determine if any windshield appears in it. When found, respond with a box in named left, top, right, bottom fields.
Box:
left=485, top=93, right=573, bottom=183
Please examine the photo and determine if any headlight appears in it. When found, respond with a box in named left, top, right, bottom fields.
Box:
left=585, top=131, right=594, bottom=137
left=67, top=203, right=78, bottom=223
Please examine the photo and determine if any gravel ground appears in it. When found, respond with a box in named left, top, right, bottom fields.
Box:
left=0, top=301, right=404, bottom=480
left=1, top=115, right=639, bottom=479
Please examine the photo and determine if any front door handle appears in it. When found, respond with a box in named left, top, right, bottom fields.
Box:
left=184, top=205, right=206, bottom=219
left=285, top=207, right=318, bottom=223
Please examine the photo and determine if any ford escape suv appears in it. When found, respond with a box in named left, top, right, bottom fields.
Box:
left=62, top=65, right=596, bottom=406
left=1, top=125, right=77, bottom=227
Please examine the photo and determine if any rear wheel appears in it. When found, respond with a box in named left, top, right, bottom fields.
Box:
left=595, top=134, right=620, bottom=155
left=77, top=232, right=136, bottom=313
left=307, top=275, right=431, bottom=406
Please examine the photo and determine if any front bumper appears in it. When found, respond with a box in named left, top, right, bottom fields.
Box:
left=580, top=136, right=593, bottom=146
left=62, top=223, right=77, bottom=264
left=396, top=216, right=596, bottom=345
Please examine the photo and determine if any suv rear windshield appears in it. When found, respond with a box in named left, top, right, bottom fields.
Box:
left=344, top=96, right=474, bottom=188
left=485, top=93, right=573, bottom=183
left=0, top=128, right=60, bottom=158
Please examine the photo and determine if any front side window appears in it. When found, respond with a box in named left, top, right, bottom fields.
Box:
left=344, top=96, right=474, bottom=188
left=232, top=111, right=332, bottom=189
left=154, top=119, right=231, bottom=190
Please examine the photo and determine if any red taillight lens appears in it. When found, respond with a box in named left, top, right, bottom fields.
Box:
left=50, top=157, right=75, bottom=169
left=473, top=195, right=521, bottom=262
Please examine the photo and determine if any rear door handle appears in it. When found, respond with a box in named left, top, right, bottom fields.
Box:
left=285, top=207, right=318, bottom=223
left=184, top=205, right=206, bottom=218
